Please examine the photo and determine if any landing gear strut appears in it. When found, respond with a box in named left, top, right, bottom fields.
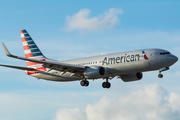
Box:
left=158, top=67, right=169, bottom=78
left=80, top=80, right=89, bottom=87
left=102, top=78, right=111, bottom=89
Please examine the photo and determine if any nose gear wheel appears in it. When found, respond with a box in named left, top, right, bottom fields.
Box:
left=158, top=67, right=169, bottom=78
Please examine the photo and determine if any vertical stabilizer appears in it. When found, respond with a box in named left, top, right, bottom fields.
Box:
left=20, top=30, right=45, bottom=58
left=20, top=30, right=47, bottom=73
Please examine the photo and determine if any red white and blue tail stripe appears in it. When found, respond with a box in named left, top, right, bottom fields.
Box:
left=20, top=30, right=45, bottom=58
left=20, top=29, right=47, bottom=74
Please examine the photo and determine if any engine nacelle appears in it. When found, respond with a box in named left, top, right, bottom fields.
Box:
left=84, top=66, right=106, bottom=79
left=121, top=73, right=143, bottom=82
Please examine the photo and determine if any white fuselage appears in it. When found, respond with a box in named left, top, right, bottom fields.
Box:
left=29, top=49, right=178, bottom=82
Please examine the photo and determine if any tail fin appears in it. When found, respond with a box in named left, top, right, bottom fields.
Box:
left=20, top=30, right=45, bottom=58
left=20, top=30, right=46, bottom=71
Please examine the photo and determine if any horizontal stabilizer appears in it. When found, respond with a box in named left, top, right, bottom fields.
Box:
left=0, top=64, right=40, bottom=71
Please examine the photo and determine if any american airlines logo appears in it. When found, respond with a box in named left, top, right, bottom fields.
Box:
left=102, top=54, right=141, bottom=65
left=142, top=50, right=149, bottom=60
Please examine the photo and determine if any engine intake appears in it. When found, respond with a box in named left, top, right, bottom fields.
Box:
left=121, top=72, right=143, bottom=82
left=84, top=66, right=106, bottom=79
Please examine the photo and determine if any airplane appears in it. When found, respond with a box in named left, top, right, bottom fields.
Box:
left=0, top=30, right=178, bottom=89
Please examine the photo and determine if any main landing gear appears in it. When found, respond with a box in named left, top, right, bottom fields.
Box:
left=158, top=67, right=169, bottom=78
left=80, top=80, right=89, bottom=87
left=158, top=73, right=163, bottom=78
left=102, top=78, right=111, bottom=89
left=80, top=78, right=111, bottom=89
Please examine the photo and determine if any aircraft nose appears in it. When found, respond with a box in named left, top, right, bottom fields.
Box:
left=168, top=55, right=178, bottom=65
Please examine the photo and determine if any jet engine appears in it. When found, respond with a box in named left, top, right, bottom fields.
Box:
left=121, top=73, right=143, bottom=82
left=84, top=66, right=106, bottom=79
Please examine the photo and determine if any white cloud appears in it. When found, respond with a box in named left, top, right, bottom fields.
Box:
left=55, top=84, right=180, bottom=120
left=65, top=8, right=123, bottom=31
left=55, top=108, right=86, bottom=120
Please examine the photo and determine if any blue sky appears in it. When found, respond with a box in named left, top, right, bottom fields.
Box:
left=0, top=0, right=180, bottom=120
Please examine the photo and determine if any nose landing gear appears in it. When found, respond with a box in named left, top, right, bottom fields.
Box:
left=158, top=67, right=169, bottom=78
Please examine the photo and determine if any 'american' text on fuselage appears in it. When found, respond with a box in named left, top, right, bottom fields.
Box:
left=102, top=54, right=140, bottom=65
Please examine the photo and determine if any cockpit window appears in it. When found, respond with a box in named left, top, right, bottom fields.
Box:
left=160, top=52, right=171, bottom=55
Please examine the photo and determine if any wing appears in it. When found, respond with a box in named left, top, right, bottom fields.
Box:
left=1, top=43, right=86, bottom=74
left=0, top=64, right=40, bottom=71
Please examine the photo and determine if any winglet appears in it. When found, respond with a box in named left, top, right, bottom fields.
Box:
left=1, top=43, right=13, bottom=57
